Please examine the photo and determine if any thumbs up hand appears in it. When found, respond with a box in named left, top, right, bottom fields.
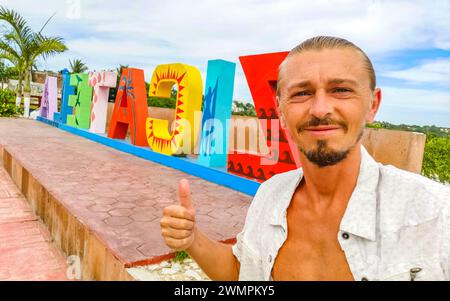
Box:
left=178, top=178, right=195, bottom=212
left=160, top=179, right=197, bottom=251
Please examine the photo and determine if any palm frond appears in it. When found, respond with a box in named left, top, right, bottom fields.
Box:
left=69, top=58, right=88, bottom=73
left=0, top=6, right=34, bottom=50
left=0, top=40, right=21, bottom=61
left=30, top=34, right=67, bottom=62
left=0, top=7, right=67, bottom=98
left=38, top=11, right=56, bottom=34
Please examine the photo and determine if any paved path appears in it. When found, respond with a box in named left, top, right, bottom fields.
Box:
left=0, top=166, right=68, bottom=280
left=0, top=118, right=252, bottom=267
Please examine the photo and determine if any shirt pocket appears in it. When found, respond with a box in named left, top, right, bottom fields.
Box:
left=380, top=259, right=446, bottom=281
left=260, top=227, right=286, bottom=281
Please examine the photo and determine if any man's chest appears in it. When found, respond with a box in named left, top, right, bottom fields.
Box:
left=270, top=197, right=354, bottom=281
left=271, top=224, right=354, bottom=280
left=264, top=207, right=447, bottom=281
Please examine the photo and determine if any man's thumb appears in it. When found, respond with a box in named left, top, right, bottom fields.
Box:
left=178, top=179, right=194, bottom=210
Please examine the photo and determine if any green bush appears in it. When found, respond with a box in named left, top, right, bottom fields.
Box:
left=232, top=100, right=257, bottom=117
left=0, top=89, right=19, bottom=117
left=148, top=96, right=176, bottom=109
left=422, top=137, right=450, bottom=184
left=0, top=89, right=15, bottom=102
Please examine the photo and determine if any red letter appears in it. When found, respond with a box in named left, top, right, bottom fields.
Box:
left=227, top=52, right=301, bottom=182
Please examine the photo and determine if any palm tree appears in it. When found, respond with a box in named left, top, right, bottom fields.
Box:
left=69, top=58, right=88, bottom=73
left=108, top=64, right=128, bottom=101
left=115, top=64, right=128, bottom=76
left=0, top=9, right=27, bottom=106
left=0, top=6, right=67, bottom=117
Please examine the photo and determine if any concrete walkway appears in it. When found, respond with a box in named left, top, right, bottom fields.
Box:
left=0, top=118, right=251, bottom=268
left=0, top=167, right=68, bottom=280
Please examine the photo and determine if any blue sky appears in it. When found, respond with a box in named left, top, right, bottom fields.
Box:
left=1, top=0, right=449, bottom=127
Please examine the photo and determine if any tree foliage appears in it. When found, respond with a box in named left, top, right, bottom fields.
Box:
left=0, top=6, right=67, bottom=98
left=69, top=58, right=88, bottom=73
left=108, top=64, right=128, bottom=102
left=422, top=136, right=450, bottom=184
left=232, top=100, right=256, bottom=117
left=0, top=88, right=19, bottom=116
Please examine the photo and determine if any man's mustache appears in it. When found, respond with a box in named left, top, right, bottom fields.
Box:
left=297, top=116, right=348, bottom=133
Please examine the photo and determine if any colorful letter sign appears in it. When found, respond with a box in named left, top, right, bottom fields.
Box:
left=66, top=73, right=93, bottom=129
left=146, top=63, right=203, bottom=155
left=197, top=60, right=236, bottom=167
left=107, top=68, right=149, bottom=146
left=56, top=69, right=75, bottom=123
left=88, top=71, right=117, bottom=133
left=227, top=52, right=301, bottom=181
left=39, top=76, right=57, bottom=121
left=41, top=51, right=305, bottom=186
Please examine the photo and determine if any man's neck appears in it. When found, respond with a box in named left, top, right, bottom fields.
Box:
left=297, top=142, right=363, bottom=212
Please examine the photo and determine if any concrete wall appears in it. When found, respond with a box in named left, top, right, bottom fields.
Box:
left=362, top=128, right=426, bottom=174
left=32, top=71, right=63, bottom=89
left=106, top=104, right=426, bottom=173
left=0, top=146, right=134, bottom=280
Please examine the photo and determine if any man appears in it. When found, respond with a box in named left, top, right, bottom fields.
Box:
left=160, top=36, right=450, bottom=281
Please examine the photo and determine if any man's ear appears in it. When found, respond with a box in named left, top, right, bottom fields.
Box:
left=366, top=88, right=382, bottom=124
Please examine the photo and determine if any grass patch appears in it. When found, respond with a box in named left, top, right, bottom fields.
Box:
left=173, top=251, right=190, bottom=263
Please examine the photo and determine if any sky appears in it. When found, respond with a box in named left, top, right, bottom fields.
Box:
left=0, top=0, right=449, bottom=127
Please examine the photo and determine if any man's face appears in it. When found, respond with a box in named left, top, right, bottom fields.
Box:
left=277, top=48, right=381, bottom=167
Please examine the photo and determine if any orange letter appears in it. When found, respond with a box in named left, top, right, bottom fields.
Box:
left=107, top=68, right=149, bottom=146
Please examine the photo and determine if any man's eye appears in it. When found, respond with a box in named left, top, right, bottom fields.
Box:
left=294, top=90, right=312, bottom=96
left=333, top=88, right=351, bottom=93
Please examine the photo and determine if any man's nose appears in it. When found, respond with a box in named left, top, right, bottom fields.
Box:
left=308, top=90, right=332, bottom=119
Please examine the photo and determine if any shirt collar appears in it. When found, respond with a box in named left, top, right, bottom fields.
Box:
left=269, top=145, right=380, bottom=242
left=339, top=145, right=380, bottom=241
left=269, top=168, right=303, bottom=228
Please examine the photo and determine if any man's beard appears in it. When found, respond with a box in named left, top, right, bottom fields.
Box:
left=300, top=140, right=351, bottom=167
left=297, top=116, right=363, bottom=168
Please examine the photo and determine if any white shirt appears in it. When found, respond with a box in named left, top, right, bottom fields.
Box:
left=232, top=146, right=450, bottom=281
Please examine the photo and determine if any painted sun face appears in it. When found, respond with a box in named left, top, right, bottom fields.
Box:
left=278, top=48, right=381, bottom=164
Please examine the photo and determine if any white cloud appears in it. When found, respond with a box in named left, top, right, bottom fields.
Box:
left=381, top=87, right=450, bottom=112
left=4, top=0, right=450, bottom=56
left=376, top=86, right=450, bottom=126
left=383, top=58, right=450, bottom=86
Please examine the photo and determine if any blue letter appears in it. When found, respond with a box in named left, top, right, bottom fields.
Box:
left=197, top=60, right=236, bottom=167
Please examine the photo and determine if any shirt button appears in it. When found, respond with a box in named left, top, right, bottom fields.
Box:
left=342, top=232, right=350, bottom=240
left=361, top=277, right=369, bottom=281
left=268, top=255, right=272, bottom=263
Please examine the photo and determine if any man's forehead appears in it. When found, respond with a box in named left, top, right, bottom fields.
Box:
left=280, top=48, right=367, bottom=80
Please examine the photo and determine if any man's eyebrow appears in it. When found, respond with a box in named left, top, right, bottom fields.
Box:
left=286, top=78, right=359, bottom=92
left=328, top=78, right=359, bottom=86
left=286, top=80, right=311, bottom=91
